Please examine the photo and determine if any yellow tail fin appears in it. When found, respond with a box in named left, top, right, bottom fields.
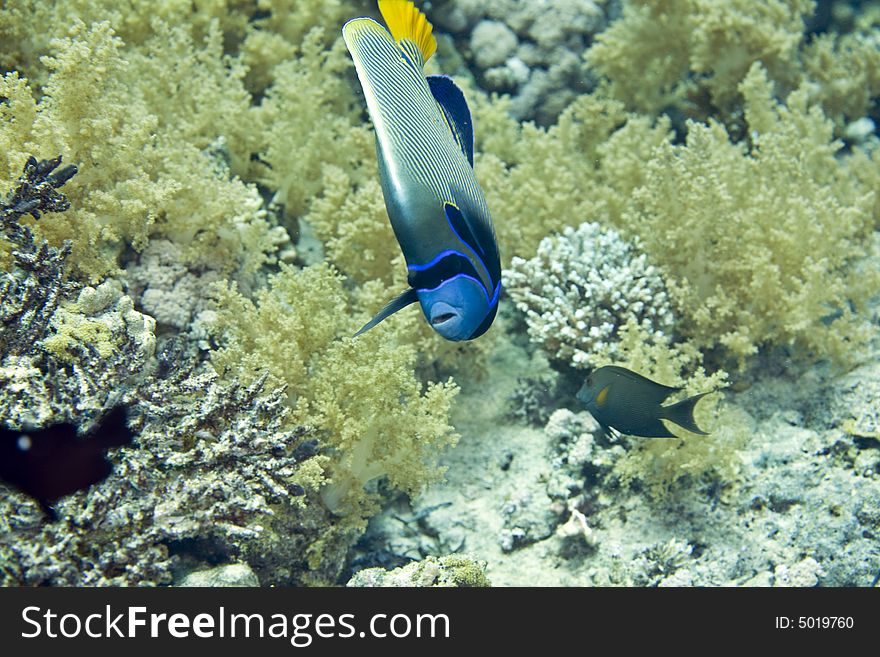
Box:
left=378, top=0, right=436, bottom=64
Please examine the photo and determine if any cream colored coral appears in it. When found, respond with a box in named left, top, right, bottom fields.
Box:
left=210, top=263, right=459, bottom=519
left=1, top=19, right=275, bottom=281
left=621, top=64, right=878, bottom=365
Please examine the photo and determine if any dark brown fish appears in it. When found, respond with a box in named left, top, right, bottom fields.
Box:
left=577, top=365, right=709, bottom=438
left=0, top=406, right=133, bottom=518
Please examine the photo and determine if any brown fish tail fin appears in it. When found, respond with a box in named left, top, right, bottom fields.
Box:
left=661, top=392, right=710, bottom=435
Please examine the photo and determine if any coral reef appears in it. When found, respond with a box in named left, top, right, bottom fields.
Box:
left=1, top=0, right=879, bottom=589
left=1, top=1, right=472, bottom=587
left=1, top=369, right=330, bottom=586
left=434, top=0, right=608, bottom=124
left=208, top=263, right=460, bottom=521
left=504, top=222, right=674, bottom=369
left=361, top=329, right=880, bottom=587
left=346, top=554, right=490, bottom=587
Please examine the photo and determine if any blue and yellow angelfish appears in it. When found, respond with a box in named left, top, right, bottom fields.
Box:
left=344, top=0, right=501, bottom=341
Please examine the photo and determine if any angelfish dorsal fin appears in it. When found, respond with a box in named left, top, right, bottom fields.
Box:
left=354, top=288, right=420, bottom=337
left=379, top=0, right=436, bottom=67
left=428, top=75, right=474, bottom=167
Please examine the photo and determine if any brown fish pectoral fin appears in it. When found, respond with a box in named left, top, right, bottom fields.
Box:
left=597, top=421, right=622, bottom=442
left=661, top=392, right=711, bottom=435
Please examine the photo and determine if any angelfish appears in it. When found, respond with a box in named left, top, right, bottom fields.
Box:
left=576, top=366, right=710, bottom=438
left=343, top=0, right=501, bottom=341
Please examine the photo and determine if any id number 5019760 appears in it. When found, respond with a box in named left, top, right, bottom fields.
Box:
left=775, top=617, right=853, bottom=629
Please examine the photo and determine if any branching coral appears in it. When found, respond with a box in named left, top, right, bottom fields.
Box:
left=504, top=222, right=674, bottom=369
left=209, top=263, right=459, bottom=520
left=1, top=369, right=323, bottom=586
left=475, top=52, right=878, bottom=366
left=1, top=19, right=276, bottom=281
left=586, top=0, right=814, bottom=117
left=0, top=155, right=78, bottom=357
left=305, top=166, right=399, bottom=287
left=619, top=64, right=879, bottom=365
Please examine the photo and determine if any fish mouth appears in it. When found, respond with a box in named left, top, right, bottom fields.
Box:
left=429, top=302, right=459, bottom=327
left=431, top=311, right=457, bottom=326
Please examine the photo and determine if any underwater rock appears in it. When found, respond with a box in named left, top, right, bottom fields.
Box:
left=127, top=240, right=223, bottom=330
left=470, top=20, right=518, bottom=69
left=361, top=322, right=880, bottom=586
left=773, top=557, right=822, bottom=587
left=507, top=371, right=560, bottom=427
left=178, top=563, right=260, bottom=587
left=817, top=360, right=880, bottom=443
left=452, top=0, right=605, bottom=124
left=499, top=486, right=559, bottom=552
left=347, top=555, right=490, bottom=587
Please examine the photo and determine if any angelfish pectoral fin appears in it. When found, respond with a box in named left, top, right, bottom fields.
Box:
left=354, top=288, right=420, bottom=337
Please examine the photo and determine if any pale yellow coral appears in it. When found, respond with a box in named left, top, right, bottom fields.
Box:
left=305, top=165, right=399, bottom=286
left=472, top=89, right=670, bottom=263
left=1, top=19, right=276, bottom=281
left=252, top=29, right=373, bottom=223
left=209, top=263, right=459, bottom=518
left=800, top=28, right=880, bottom=131
left=584, top=0, right=694, bottom=114
left=586, top=0, right=814, bottom=116
left=42, top=281, right=156, bottom=364
left=242, top=0, right=357, bottom=95
left=618, top=64, right=878, bottom=365
left=0, top=0, right=253, bottom=84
